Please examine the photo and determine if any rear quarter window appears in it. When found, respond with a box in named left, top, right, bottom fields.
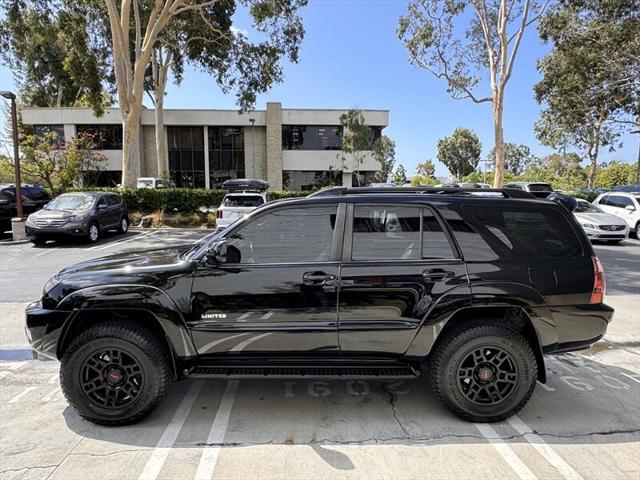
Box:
left=461, top=205, right=582, bottom=258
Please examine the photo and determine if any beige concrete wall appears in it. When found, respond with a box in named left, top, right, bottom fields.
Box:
left=265, top=103, right=283, bottom=189
left=243, top=126, right=267, bottom=179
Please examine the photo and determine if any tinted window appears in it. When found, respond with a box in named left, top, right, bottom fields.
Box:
left=168, top=126, right=205, bottom=188
left=437, top=207, right=500, bottom=261
left=282, top=126, right=342, bottom=150
left=608, top=195, right=633, bottom=208
left=598, top=195, right=609, bottom=205
left=462, top=205, right=582, bottom=257
left=76, top=124, right=123, bottom=149
left=226, top=206, right=336, bottom=264
left=33, top=125, right=65, bottom=147
left=352, top=205, right=420, bottom=260
left=106, top=195, right=121, bottom=206
left=222, top=195, right=264, bottom=207
left=422, top=210, right=455, bottom=258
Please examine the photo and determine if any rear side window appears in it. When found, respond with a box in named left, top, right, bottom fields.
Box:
left=352, top=205, right=420, bottom=260
left=608, top=195, right=632, bottom=208
left=598, top=195, right=609, bottom=205
left=462, top=205, right=582, bottom=257
left=351, top=205, right=455, bottom=260
left=528, top=184, right=552, bottom=192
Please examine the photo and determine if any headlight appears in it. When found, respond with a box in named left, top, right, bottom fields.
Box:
left=581, top=223, right=596, bottom=230
left=70, top=214, right=88, bottom=222
left=43, top=276, right=60, bottom=296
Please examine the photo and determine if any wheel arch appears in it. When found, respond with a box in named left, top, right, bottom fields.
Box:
left=56, top=285, right=198, bottom=377
left=407, top=304, right=548, bottom=383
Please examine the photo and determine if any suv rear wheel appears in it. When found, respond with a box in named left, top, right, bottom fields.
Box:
left=60, top=322, right=171, bottom=425
left=117, top=216, right=129, bottom=234
left=430, top=323, right=537, bottom=422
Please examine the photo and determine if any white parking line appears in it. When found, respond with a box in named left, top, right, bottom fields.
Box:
left=35, top=247, right=60, bottom=257
left=474, top=422, right=537, bottom=480
left=537, top=380, right=555, bottom=392
left=507, top=415, right=584, bottom=480
left=42, top=387, right=61, bottom=402
left=138, top=381, right=203, bottom=480
left=261, top=311, right=274, bottom=320
left=7, top=386, right=37, bottom=404
left=89, top=231, right=157, bottom=251
left=195, top=380, right=239, bottom=480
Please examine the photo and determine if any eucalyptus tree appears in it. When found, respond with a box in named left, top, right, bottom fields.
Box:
left=398, top=0, right=549, bottom=186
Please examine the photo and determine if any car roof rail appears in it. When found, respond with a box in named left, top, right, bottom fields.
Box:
left=316, top=186, right=537, bottom=199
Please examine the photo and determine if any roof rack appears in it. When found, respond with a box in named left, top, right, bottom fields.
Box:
left=315, top=186, right=536, bottom=199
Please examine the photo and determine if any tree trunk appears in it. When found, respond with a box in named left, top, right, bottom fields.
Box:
left=587, top=125, right=601, bottom=189
left=121, top=106, right=142, bottom=187
left=155, top=98, right=167, bottom=178
left=492, top=100, right=505, bottom=187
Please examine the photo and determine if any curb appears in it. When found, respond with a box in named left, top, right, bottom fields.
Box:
left=0, top=239, right=31, bottom=245
left=129, top=226, right=214, bottom=232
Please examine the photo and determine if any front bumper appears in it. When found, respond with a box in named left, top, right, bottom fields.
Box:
left=582, top=226, right=629, bottom=240
left=25, top=301, right=73, bottom=360
left=25, top=221, right=90, bottom=238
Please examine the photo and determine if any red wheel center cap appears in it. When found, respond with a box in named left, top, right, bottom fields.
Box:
left=107, top=369, right=122, bottom=383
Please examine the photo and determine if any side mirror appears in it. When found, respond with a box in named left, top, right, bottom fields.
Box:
left=625, top=205, right=636, bottom=212
left=205, top=240, right=227, bottom=265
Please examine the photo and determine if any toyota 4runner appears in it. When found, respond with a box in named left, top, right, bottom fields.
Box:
left=25, top=187, right=613, bottom=425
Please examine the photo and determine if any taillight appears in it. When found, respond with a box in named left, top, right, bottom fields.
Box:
left=216, top=210, right=222, bottom=219
left=590, top=256, right=605, bottom=304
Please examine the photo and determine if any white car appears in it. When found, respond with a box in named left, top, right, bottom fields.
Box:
left=592, top=191, right=640, bottom=238
left=573, top=199, right=629, bottom=243
left=215, top=179, right=269, bottom=230
left=136, top=177, right=173, bottom=189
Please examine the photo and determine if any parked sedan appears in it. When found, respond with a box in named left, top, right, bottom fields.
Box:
left=573, top=199, right=628, bottom=243
left=25, top=192, right=128, bottom=244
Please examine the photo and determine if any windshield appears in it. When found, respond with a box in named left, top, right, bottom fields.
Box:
left=574, top=201, right=603, bottom=214
left=528, top=184, right=553, bottom=192
left=222, top=195, right=264, bottom=208
left=46, top=194, right=95, bottom=211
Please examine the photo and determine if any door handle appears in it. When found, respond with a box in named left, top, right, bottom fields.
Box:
left=303, top=272, right=337, bottom=285
left=422, top=269, right=454, bottom=281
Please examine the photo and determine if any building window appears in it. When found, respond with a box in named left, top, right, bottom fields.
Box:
left=208, top=127, right=244, bottom=189
left=282, top=170, right=342, bottom=191
left=352, top=171, right=378, bottom=187
left=76, top=124, right=123, bottom=150
left=282, top=125, right=342, bottom=150
left=168, top=126, right=205, bottom=188
left=84, top=170, right=122, bottom=187
left=33, top=125, right=65, bottom=147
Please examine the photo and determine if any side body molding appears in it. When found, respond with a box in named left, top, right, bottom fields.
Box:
left=56, top=284, right=198, bottom=359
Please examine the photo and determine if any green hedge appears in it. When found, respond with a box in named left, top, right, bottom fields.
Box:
left=568, top=190, right=600, bottom=202
left=61, top=187, right=309, bottom=213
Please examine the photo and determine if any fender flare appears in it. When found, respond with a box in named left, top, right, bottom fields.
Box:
left=56, top=284, right=198, bottom=360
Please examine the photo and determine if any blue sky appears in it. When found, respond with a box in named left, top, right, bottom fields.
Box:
left=1, top=0, right=637, bottom=177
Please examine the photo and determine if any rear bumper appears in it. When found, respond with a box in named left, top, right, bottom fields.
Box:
left=25, top=301, right=73, bottom=359
left=543, top=303, right=614, bottom=354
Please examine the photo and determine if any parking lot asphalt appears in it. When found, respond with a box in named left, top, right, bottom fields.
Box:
left=1, top=230, right=639, bottom=480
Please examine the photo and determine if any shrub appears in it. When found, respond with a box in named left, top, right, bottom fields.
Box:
left=59, top=187, right=310, bottom=213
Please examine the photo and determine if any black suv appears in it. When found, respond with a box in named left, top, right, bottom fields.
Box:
left=25, top=188, right=612, bottom=425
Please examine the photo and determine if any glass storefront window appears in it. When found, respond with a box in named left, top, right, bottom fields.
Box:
left=282, top=170, right=342, bottom=191
left=209, top=127, right=245, bottom=189
left=167, top=126, right=205, bottom=188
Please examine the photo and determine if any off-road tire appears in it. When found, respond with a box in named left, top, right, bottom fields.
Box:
left=60, top=322, right=171, bottom=426
left=430, top=323, right=537, bottom=423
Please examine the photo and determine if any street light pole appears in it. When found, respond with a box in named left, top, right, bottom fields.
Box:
left=1, top=91, right=23, bottom=219
left=249, top=118, right=256, bottom=178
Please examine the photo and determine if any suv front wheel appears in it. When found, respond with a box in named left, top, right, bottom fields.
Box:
left=430, top=323, right=537, bottom=422
left=60, top=322, right=171, bottom=425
